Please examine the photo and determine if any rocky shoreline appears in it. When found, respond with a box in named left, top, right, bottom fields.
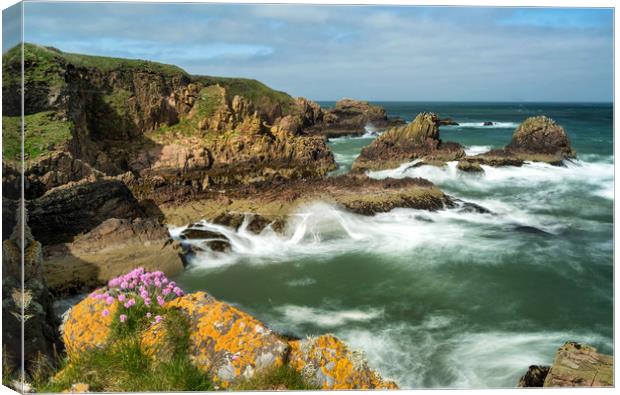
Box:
left=2, top=43, right=612, bottom=390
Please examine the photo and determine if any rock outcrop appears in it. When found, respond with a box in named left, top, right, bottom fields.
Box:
left=289, top=335, right=397, bottom=389
left=3, top=44, right=337, bottom=200
left=518, top=342, right=613, bottom=388
left=26, top=179, right=145, bottom=245
left=306, top=98, right=405, bottom=137
left=159, top=174, right=452, bottom=233
left=352, top=112, right=465, bottom=171
left=42, top=217, right=184, bottom=295
left=460, top=116, right=576, bottom=169
left=2, top=206, right=63, bottom=376
left=61, top=285, right=397, bottom=390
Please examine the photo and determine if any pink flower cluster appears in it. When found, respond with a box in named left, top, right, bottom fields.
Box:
left=90, top=267, right=184, bottom=325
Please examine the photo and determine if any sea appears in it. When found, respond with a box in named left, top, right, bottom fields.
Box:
left=173, top=102, right=614, bottom=389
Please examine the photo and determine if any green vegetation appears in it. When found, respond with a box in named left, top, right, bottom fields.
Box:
left=197, top=75, right=293, bottom=113
left=3, top=43, right=187, bottom=81
left=2, top=111, right=73, bottom=160
left=36, top=307, right=213, bottom=392
left=233, top=365, right=320, bottom=391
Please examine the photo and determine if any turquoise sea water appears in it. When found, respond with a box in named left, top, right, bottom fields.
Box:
left=175, top=102, right=613, bottom=389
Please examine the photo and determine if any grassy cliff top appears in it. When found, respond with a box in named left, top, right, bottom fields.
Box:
left=3, top=43, right=189, bottom=79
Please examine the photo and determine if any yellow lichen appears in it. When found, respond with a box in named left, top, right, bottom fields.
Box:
left=62, top=296, right=118, bottom=359
left=164, top=292, right=288, bottom=385
left=288, top=334, right=397, bottom=390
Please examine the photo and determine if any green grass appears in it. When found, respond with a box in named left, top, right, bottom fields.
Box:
left=232, top=365, right=320, bottom=391
left=196, top=75, right=294, bottom=113
left=2, top=111, right=73, bottom=161
left=36, top=306, right=213, bottom=393
left=149, top=85, right=227, bottom=141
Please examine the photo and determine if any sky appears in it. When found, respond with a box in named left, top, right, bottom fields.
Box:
left=2, top=1, right=614, bottom=102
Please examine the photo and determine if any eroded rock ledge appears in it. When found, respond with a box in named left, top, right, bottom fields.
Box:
left=159, top=173, right=452, bottom=227
left=518, top=342, right=613, bottom=388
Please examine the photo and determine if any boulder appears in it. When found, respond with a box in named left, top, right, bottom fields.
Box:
left=483, top=121, right=494, bottom=126
left=288, top=334, right=397, bottom=389
left=61, top=294, right=119, bottom=358
left=154, top=292, right=290, bottom=387
left=543, top=342, right=612, bottom=387
left=27, top=179, right=145, bottom=245
left=352, top=112, right=465, bottom=171
left=42, top=217, right=183, bottom=295
left=456, top=160, right=484, bottom=173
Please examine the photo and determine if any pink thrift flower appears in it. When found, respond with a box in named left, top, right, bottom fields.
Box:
left=118, top=294, right=126, bottom=302
left=102, top=309, right=110, bottom=317
left=157, top=295, right=165, bottom=306
left=120, top=281, right=128, bottom=289
left=146, top=312, right=152, bottom=318
left=154, top=315, right=163, bottom=323
left=105, top=296, right=114, bottom=305
left=120, top=314, right=127, bottom=323
left=162, top=288, right=171, bottom=296
left=144, top=298, right=151, bottom=306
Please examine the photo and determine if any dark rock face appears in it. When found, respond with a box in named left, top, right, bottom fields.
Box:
left=483, top=121, right=494, bottom=126
left=306, top=98, right=405, bottom=137
left=518, top=365, right=550, bottom=387
left=507, top=116, right=575, bottom=157
left=352, top=112, right=465, bottom=171
left=27, top=179, right=145, bottom=244
left=2, top=207, right=63, bottom=376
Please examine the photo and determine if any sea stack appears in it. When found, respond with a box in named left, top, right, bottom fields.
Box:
left=460, top=116, right=576, bottom=168
left=352, top=112, right=465, bottom=171
left=507, top=116, right=575, bottom=158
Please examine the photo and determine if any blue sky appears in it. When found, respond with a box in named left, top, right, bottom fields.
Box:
left=3, top=2, right=614, bottom=102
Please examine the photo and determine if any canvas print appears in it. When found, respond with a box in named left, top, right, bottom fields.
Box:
left=1, top=0, right=614, bottom=392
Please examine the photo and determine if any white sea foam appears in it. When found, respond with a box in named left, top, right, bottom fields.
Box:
left=463, top=145, right=492, bottom=156
left=274, top=305, right=383, bottom=327
left=341, top=325, right=611, bottom=389
left=286, top=277, right=317, bottom=287
left=368, top=158, right=614, bottom=201
left=444, top=121, right=519, bottom=129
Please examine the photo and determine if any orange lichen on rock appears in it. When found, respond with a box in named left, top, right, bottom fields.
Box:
left=140, top=320, right=175, bottom=362
left=288, top=334, right=398, bottom=390
left=61, top=295, right=118, bottom=359
left=165, top=292, right=289, bottom=386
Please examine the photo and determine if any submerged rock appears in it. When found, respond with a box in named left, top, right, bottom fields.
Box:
left=352, top=112, right=465, bottom=171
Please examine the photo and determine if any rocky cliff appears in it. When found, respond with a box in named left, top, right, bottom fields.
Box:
left=2, top=43, right=336, bottom=199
